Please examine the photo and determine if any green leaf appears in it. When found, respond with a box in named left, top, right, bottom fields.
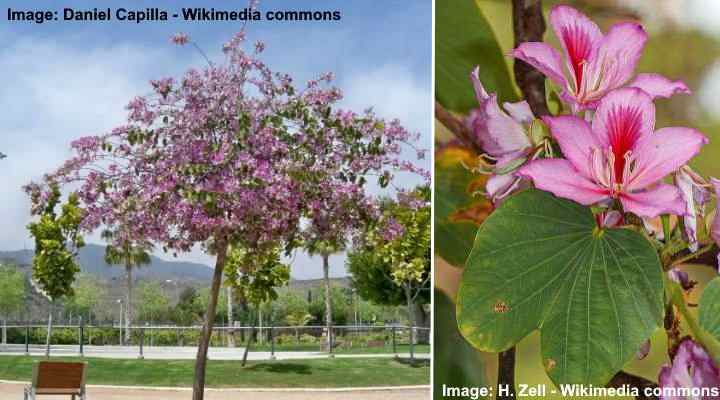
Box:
left=457, top=189, right=664, bottom=386
left=435, top=0, right=517, bottom=113
left=700, top=277, right=720, bottom=340
left=434, top=147, right=488, bottom=268
left=433, top=289, right=488, bottom=400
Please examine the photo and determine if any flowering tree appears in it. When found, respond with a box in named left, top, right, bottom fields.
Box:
left=25, top=28, right=425, bottom=399
left=437, top=2, right=720, bottom=396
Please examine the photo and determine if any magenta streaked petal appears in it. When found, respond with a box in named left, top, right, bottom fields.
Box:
left=620, top=183, right=686, bottom=218
left=629, top=73, right=691, bottom=100
left=502, top=100, right=534, bottom=124
left=543, top=115, right=599, bottom=179
left=518, top=159, right=609, bottom=205
left=486, top=173, right=523, bottom=204
left=627, top=127, right=708, bottom=191
left=590, top=22, right=647, bottom=94
left=658, top=339, right=720, bottom=399
left=511, top=42, right=567, bottom=87
left=675, top=167, right=709, bottom=252
left=592, top=88, right=655, bottom=151
left=549, top=5, right=602, bottom=89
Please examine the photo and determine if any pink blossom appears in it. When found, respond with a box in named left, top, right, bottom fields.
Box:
left=512, top=5, right=688, bottom=111
left=711, top=178, right=720, bottom=271
left=466, top=67, right=533, bottom=203
left=658, top=339, right=720, bottom=399
left=675, top=166, right=710, bottom=251
left=518, top=88, right=708, bottom=218
left=171, top=33, right=190, bottom=45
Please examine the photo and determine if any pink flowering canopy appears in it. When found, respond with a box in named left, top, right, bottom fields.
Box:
left=25, top=30, right=427, bottom=255
left=456, top=2, right=720, bottom=391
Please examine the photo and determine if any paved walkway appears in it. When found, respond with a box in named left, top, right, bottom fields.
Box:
left=0, top=344, right=429, bottom=360
left=0, top=381, right=430, bottom=399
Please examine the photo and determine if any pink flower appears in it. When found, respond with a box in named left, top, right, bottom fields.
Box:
left=512, top=5, right=689, bottom=111
left=711, top=178, right=720, bottom=270
left=518, top=88, right=708, bottom=218
left=675, top=166, right=710, bottom=251
left=171, top=33, right=189, bottom=45
left=466, top=67, right=533, bottom=203
left=658, top=339, right=720, bottom=399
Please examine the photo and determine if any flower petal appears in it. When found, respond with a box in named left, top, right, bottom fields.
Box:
left=470, top=66, right=490, bottom=103
left=589, top=22, right=647, bottom=94
left=486, top=173, right=524, bottom=204
left=549, top=5, right=602, bottom=88
left=511, top=42, right=567, bottom=87
left=481, top=94, right=532, bottom=157
left=627, top=127, right=708, bottom=191
left=592, top=88, right=655, bottom=152
left=620, top=183, right=686, bottom=218
left=518, top=159, right=609, bottom=205
left=629, top=73, right=691, bottom=100
left=543, top=115, right=600, bottom=179
left=502, top=100, right=534, bottom=124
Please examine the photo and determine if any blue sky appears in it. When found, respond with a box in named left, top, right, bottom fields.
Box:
left=0, top=0, right=432, bottom=279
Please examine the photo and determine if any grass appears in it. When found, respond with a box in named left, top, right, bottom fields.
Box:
left=0, top=355, right=429, bottom=388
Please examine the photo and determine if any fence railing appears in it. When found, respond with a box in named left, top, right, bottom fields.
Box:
left=0, top=322, right=430, bottom=359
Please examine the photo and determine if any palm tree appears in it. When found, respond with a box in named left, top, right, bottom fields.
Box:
left=104, top=235, right=152, bottom=344
left=305, top=239, right=344, bottom=353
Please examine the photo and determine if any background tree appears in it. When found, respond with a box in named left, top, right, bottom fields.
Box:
left=26, top=184, right=85, bottom=356
left=172, top=287, right=204, bottom=326
left=304, top=238, right=344, bottom=352
left=103, top=233, right=152, bottom=342
left=309, top=287, right=350, bottom=327
left=0, top=264, right=25, bottom=343
left=275, top=292, right=313, bottom=340
left=63, top=275, right=104, bottom=324
left=365, top=187, right=430, bottom=363
left=135, top=281, right=171, bottom=324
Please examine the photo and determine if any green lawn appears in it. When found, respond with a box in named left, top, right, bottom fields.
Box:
left=0, top=356, right=429, bottom=388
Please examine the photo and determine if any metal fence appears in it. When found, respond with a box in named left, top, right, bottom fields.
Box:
left=0, top=322, right=430, bottom=359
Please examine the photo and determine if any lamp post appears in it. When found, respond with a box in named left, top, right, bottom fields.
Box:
left=117, top=299, right=124, bottom=346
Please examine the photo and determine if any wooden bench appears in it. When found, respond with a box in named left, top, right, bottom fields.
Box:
left=24, top=361, right=87, bottom=400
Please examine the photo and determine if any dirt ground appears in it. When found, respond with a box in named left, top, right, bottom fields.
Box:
left=0, top=382, right=429, bottom=399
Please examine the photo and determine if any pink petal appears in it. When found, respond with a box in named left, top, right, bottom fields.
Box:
left=627, top=127, right=708, bottom=191
left=518, top=159, right=609, bottom=206
left=711, top=178, right=720, bottom=246
left=543, top=115, right=600, bottom=179
left=511, top=42, right=567, bottom=87
left=592, top=88, right=655, bottom=153
left=620, top=184, right=686, bottom=218
left=470, top=66, right=490, bottom=103
left=629, top=73, right=691, bottom=100
left=589, top=22, right=647, bottom=94
left=486, top=173, right=523, bottom=204
left=548, top=5, right=602, bottom=89
left=481, top=93, right=532, bottom=157
left=502, top=101, right=534, bottom=124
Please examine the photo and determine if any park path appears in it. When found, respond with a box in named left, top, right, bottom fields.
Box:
left=0, top=382, right=429, bottom=399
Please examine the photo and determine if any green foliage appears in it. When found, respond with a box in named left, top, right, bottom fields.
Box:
left=274, top=292, right=313, bottom=326
left=172, top=287, right=204, bottom=325
left=27, top=185, right=85, bottom=300
left=348, top=248, right=419, bottom=306
left=225, top=244, right=290, bottom=306
left=434, top=290, right=487, bottom=400
left=700, top=277, right=720, bottom=342
left=309, top=287, right=350, bottom=325
left=135, top=281, right=171, bottom=323
left=63, top=275, right=105, bottom=321
left=103, top=238, right=152, bottom=270
left=457, top=189, right=664, bottom=386
left=0, top=264, right=25, bottom=318
left=435, top=0, right=517, bottom=113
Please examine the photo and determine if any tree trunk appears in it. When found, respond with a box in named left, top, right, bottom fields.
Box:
left=192, top=238, right=229, bottom=400
left=125, top=263, right=132, bottom=344
left=404, top=284, right=415, bottom=365
left=414, top=303, right=430, bottom=343
left=227, top=286, right=235, bottom=347
left=45, top=302, right=53, bottom=357
left=322, top=253, right=332, bottom=353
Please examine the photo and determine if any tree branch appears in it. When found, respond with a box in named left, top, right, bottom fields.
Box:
left=497, top=347, right=516, bottom=400
left=608, top=371, right=658, bottom=400
left=434, top=101, right=481, bottom=153
left=512, top=0, right=550, bottom=117
left=671, top=244, right=718, bottom=269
